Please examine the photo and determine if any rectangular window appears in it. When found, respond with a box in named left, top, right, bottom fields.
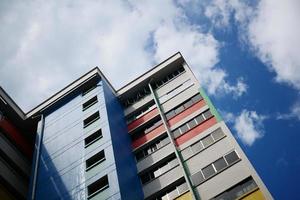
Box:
left=86, top=150, right=105, bottom=170
left=203, top=110, right=213, bottom=119
left=83, top=111, right=100, bottom=128
left=213, top=157, right=228, bottom=172
left=202, top=164, right=216, bottom=179
left=191, top=94, right=203, bottom=103
left=181, top=147, right=193, bottom=160
left=201, top=135, right=214, bottom=148
left=225, top=151, right=240, bottom=165
left=195, top=114, right=205, bottom=124
left=82, top=96, right=98, bottom=111
left=85, top=129, right=102, bottom=147
left=211, top=128, right=225, bottom=141
left=191, top=142, right=203, bottom=154
left=191, top=171, right=205, bottom=186
left=87, top=175, right=109, bottom=198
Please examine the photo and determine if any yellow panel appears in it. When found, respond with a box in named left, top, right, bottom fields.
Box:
left=241, top=189, right=265, bottom=200
left=175, top=192, right=193, bottom=200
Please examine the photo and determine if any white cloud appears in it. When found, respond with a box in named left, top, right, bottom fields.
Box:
left=233, top=110, right=266, bottom=146
left=277, top=101, right=300, bottom=121
left=0, top=0, right=246, bottom=111
left=202, top=0, right=300, bottom=91
left=248, top=0, right=300, bottom=90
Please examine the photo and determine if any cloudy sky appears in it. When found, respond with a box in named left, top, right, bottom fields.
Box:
left=1, top=0, right=299, bottom=198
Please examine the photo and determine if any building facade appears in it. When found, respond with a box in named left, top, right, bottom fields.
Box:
left=0, top=88, right=37, bottom=199
left=1, top=52, right=272, bottom=200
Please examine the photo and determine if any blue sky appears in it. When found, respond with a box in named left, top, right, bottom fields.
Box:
left=0, top=0, right=299, bottom=199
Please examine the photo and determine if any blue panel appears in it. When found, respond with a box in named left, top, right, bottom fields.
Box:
left=102, top=79, right=144, bottom=200
left=30, top=80, right=123, bottom=200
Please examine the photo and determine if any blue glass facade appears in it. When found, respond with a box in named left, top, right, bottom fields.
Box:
left=29, top=77, right=143, bottom=200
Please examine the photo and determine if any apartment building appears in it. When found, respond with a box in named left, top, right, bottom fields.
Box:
left=1, top=52, right=272, bottom=200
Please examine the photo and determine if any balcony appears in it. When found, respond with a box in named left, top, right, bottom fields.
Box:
left=143, top=165, right=184, bottom=199
left=127, top=107, right=159, bottom=133
left=132, top=124, right=166, bottom=150
left=137, top=142, right=174, bottom=173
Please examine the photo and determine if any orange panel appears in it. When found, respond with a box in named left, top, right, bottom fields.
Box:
left=168, top=100, right=206, bottom=127
left=127, top=108, right=159, bottom=132
left=175, top=117, right=217, bottom=146
left=132, top=124, right=165, bottom=149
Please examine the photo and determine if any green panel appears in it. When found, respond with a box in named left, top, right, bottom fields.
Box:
left=199, top=87, right=222, bottom=122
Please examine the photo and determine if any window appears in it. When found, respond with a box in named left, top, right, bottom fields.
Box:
left=191, top=94, right=203, bottom=103
left=160, top=182, right=188, bottom=200
left=173, top=129, right=181, bottom=138
left=140, top=157, right=178, bottom=184
left=191, top=171, right=205, bottom=186
left=188, top=119, right=197, bottom=129
left=191, top=150, right=241, bottom=187
left=82, top=96, right=98, bottom=111
left=87, top=175, right=109, bottom=198
left=165, top=93, right=203, bottom=120
left=83, top=112, right=100, bottom=128
left=179, top=124, right=189, bottom=134
left=85, top=129, right=102, bottom=147
left=211, top=128, right=225, bottom=141
left=180, top=128, right=226, bottom=160
left=225, top=151, right=240, bottom=165
left=181, top=148, right=193, bottom=160
left=203, top=110, right=213, bottom=119
left=195, top=115, right=205, bottom=124
left=86, top=150, right=105, bottom=170
left=82, top=85, right=96, bottom=96
left=202, top=164, right=216, bottom=179
left=213, top=157, right=227, bottom=172
left=201, top=135, right=214, bottom=148
left=191, top=142, right=203, bottom=154
left=134, top=134, right=170, bottom=162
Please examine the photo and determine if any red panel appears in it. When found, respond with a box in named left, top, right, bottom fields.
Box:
left=132, top=124, right=165, bottom=150
left=0, top=119, right=32, bottom=159
left=168, top=100, right=206, bottom=127
left=175, top=117, right=217, bottom=146
left=127, top=108, right=159, bottom=132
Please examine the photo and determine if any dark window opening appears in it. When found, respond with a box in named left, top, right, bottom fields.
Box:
left=85, top=129, right=102, bottom=147
left=86, top=150, right=105, bottom=170
left=87, top=175, right=109, bottom=198
left=84, top=112, right=100, bottom=128
left=82, top=96, right=98, bottom=111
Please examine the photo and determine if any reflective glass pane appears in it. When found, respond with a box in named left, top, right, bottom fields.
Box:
left=191, top=142, right=203, bottom=154
left=203, top=110, right=213, bottom=119
left=202, top=164, right=216, bottom=179
left=188, top=119, right=197, bottom=129
left=195, top=115, right=205, bottom=124
left=213, top=157, right=228, bottom=172
left=191, top=171, right=205, bottom=186
left=202, top=135, right=214, bottom=148
left=181, top=148, right=193, bottom=160
left=175, top=106, right=185, bottom=114
left=173, top=129, right=181, bottom=138
left=179, top=124, right=189, bottom=134
left=211, top=128, right=225, bottom=141
left=225, top=151, right=240, bottom=165
left=192, top=94, right=203, bottom=103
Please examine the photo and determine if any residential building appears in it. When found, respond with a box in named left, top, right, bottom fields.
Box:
left=0, top=52, right=272, bottom=200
